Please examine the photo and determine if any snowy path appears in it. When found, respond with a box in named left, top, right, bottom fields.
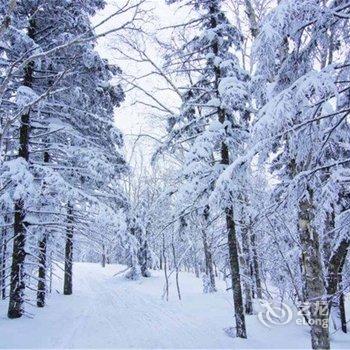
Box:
left=52, top=265, right=230, bottom=349
left=1, top=263, right=349, bottom=348
left=1, top=263, right=236, bottom=348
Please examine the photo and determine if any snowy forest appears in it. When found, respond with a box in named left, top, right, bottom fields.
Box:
left=0, top=0, right=349, bottom=349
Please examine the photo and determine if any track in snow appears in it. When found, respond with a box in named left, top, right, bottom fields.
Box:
left=1, top=263, right=236, bottom=348
left=1, top=263, right=349, bottom=349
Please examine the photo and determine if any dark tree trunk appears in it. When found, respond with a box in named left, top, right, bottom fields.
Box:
left=1, top=227, right=7, bottom=300
left=208, top=0, right=247, bottom=336
left=49, top=251, right=53, bottom=294
left=159, top=250, right=163, bottom=270
left=299, top=188, right=330, bottom=350
left=37, top=150, right=50, bottom=307
left=171, top=242, right=181, bottom=300
left=250, top=231, right=262, bottom=299
left=8, top=201, right=28, bottom=318
left=214, top=41, right=246, bottom=338
left=37, top=236, right=47, bottom=307
left=139, top=240, right=149, bottom=277
left=339, top=292, right=347, bottom=333
left=102, top=244, right=106, bottom=268
left=64, top=203, right=74, bottom=295
left=202, top=209, right=216, bottom=292
left=7, top=24, right=35, bottom=316
left=326, top=238, right=349, bottom=333
left=194, top=254, right=200, bottom=278
left=162, top=234, right=169, bottom=301
left=213, top=262, right=218, bottom=277
left=243, top=0, right=259, bottom=38
left=202, top=235, right=216, bottom=291
left=241, top=225, right=253, bottom=315
left=226, top=207, right=247, bottom=338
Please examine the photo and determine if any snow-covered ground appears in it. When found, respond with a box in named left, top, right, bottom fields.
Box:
left=1, top=263, right=349, bottom=349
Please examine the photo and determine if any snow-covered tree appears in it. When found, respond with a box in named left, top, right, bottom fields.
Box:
left=250, top=1, right=350, bottom=348
left=0, top=0, right=129, bottom=318
left=161, top=0, right=257, bottom=338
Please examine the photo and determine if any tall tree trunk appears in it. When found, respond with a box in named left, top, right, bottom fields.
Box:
left=8, top=188, right=29, bottom=318
left=299, top=188, right=330, bottom=350
left=202, top=213, right=216, bottom=293
left=209, top=0, right=247, bottom=335
left=139, top=239, right=149, bottom=277
left=250, top=230, right=262, bottom=299
left=241, top=225, right=253, bottom=315
left=49, top=251, right=53, bottom=294
left=339, top=292, right=347, bottom=333
left=7, top=19, right=35, bottom=316
left=171, top=241, right=181, bottom=300
left=36, top=235, right=47, bottom=307
left=1, top=227, right=7, bottom=300
left=162, top=233, right=169, bottom=301
left=243, top=0, right=259, bottom=38
left=64, top=203, right=73, bottom=295
left=214, top=41, right=246, bottom=338
left=226, top=207, right=247, bottom=338
left=159, top=250, right=163, bottom=270
left=326, top=238, right=349, bottom=333
left=101, top=244, right=106, bottom=268
left=36, top=150, right=50, bottom=307
left=213, top=262, right=218, bottom=277
left=194, top=249, right=200, bottom=278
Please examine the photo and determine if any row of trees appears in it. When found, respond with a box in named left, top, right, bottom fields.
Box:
left=1, top=1, right=348, bottom=349
left=0, top=0, right=141, bottom=318
left=117, top=0, right=349, bottom=349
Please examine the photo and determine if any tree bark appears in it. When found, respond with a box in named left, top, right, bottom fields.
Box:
left=64, top=203, right=74, bottom=295
left=138, top=239, right=149, bottom=277
left=7, top=19, right=35, bottom=317
left=241, top=0, right=262, bottom=302
left=202, top=211, right=216, bottom=292
left=102, top=244, right=106, bottom=268
left=250, top=230, right=262, bottom=299
left=226, top=207, right=247, bottom=338
left=209, top=0, right=247, bottom=337
left=241, top=225, right=253, bottom=315
left=37, top=150, right=50, bottom=307
left=299, top=188, right=330, bottom=350
left=326, top=238, right=349, bottom=333
left=36, top=235, right=47, bottom=307
left=49, top=251, right=53, bottom=294
left=171, top=242, right=181, bottom=300
left=243, top=0, right=259, bottom=38
left=1, top=227, right=7, bottom=300
left=159, top=250, right=163, bottom=270
left=162, top=233, right=169, bottom=301
left=213, top=262, right=218, bottom=277
left=194, top=250, right=200, bottom=278
left=339, top=292, right=347, bottom=333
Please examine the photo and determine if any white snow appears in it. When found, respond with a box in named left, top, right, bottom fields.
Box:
left=0, top=263, right=349, bottom=349
left=16, top=86, right=39, bottom=107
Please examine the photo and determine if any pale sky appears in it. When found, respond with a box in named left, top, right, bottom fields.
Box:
left=92, top=0, right=256, bottom=174
left=93, top=0, right=189, bottom=166
left=92, top=0, right=248, bottom=134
